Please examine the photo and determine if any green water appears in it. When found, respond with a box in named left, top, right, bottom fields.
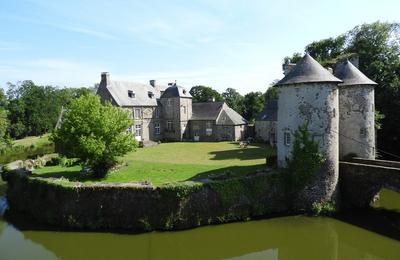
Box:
left=0, top=189, right=399, bottom=260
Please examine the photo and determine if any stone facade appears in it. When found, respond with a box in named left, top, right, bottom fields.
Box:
left=96, top=73, right=248, bottom=143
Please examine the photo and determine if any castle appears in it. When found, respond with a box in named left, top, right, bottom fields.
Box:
left=96, top=73, right=248, bottom=143
left=267, top=53, right=376, bottom=205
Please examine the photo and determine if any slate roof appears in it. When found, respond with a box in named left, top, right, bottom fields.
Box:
left=219, top=106, right=248, bottom=125
left=104, top=80, right=161, bottom=107
left=275, top=53, right=342, bottom=86
left=191, top=102, right=247, bottom=125
left=256, top=100, right=277, bottom=121
left=192, top=102, right=224, bottom=120
left=334, top=60, right=377, bottom=86
left=160, top=84, right=192, bottom=98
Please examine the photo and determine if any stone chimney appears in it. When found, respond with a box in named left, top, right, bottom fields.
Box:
left=149, top=79, right=156, bottom=87
left=282, top=62, right=296, bottom=75
left=101, top=72, right=110, bottom=84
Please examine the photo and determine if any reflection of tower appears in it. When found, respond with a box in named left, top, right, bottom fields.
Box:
left=275, top=54, right=342, bottom=206
left=160, top=83, right=192, bottom=141
left=334, top=60, right=377, bottom=159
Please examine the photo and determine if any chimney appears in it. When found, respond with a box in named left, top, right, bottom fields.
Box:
left=282, top=62, right=296, bottom=75
left=149, top=80, right=156, bottom=87
left=101, top=72, right=110, bottom=84
left=208, top=96, right=215, bottom=102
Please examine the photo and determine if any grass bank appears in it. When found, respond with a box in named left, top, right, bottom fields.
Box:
left=34, top=142, right=275, bottom=186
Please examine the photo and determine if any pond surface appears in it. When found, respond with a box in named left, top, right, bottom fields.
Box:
left=0, top=189, right=399, bottom=260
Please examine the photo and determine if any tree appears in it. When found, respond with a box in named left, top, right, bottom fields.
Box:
left=189, top=85, right=223, bottom=102
left=264, top=85, right=279, bottom=103
left=243, top=92, right=264, bottom=122
left=0, top=88, right=10, bottom=149
left=222, top=88, right=244, bottom=115
left=51, top=94, right=137, bottom=178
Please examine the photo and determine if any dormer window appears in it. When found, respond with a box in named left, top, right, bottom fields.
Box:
left=183, top=89, right=187, bottom=94
left=148, top=91, right=154, bottom=98
left=128, top=90, right=135, bottom=98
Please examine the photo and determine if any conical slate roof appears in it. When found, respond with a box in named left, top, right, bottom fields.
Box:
left=275, top=53, right=342, bottom=86
left=334, top=60, right=377, bottom=86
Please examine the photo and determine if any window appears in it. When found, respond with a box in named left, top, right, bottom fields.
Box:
left=135, top=124, right=141, bottom=136
left=128, top=90, right=135, bottom=98
left=167, top=121, right=173, bottom=131
left=284, top=131, right=291, bottom=146
left=134, top=108, right=141, bottom=119
left=183, top=106, right=186, bottom=114
left=155, top=108, right=160, bottom=118
left=148, top=91, right=154, bottom=98
left=206, top=121, right=212, bottom=136
left=167, top=99, right=172, bottom=106
left=155, top=123, right=160, bottom=135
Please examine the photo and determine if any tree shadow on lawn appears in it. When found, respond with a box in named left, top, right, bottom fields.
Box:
left=208, top=143, right=274, bottom=161
left=187, top=164, right=267, bottom=182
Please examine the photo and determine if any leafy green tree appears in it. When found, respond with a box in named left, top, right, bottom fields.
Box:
left=243, top=91, right=264, bottom=122
left=264, top=85, right=279, bottom=103
left=222, top=88, right=244, bottom=115
left=51, top=94, right=137, bottom=178
left=0, top=88, right=10, bottom=149
left=189, top=85, right=223, bottom=102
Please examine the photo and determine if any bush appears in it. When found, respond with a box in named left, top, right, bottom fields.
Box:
left=311, top=201, right=336, bottom=216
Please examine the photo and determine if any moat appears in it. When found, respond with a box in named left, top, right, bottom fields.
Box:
left=0, top=189, right=399, bottom=260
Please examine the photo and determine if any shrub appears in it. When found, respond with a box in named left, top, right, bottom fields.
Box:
left=311, top=201, right=336, bottom=216
left=284, top=122, right=324, bottom=196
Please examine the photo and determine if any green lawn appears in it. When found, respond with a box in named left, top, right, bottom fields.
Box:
left=34, top=142, right=275, bottom=186
left=13, top=134, right=51, bottom=147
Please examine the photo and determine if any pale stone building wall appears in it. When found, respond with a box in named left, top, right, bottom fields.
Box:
left=339, top=85, right=375, bottom=159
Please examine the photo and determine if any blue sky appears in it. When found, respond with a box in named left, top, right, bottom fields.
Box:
left=0, top=0, right=399, bottom=94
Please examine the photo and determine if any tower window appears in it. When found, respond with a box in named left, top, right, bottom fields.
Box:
left=284, top=131, right=291, bottom=146
left=167, top=99, right=172, bottom=106
left=167, top=121, right=173, bottom=131
left=155, top=123, right=160, bottom=135
left=360, top=128, right=367, bottom=138
left=134, top=108, right=141, bottom=119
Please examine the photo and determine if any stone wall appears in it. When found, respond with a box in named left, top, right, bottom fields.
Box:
left=255, top=121, right=276, bottom=144
left=339, top=85, right=375, bottom=159
left=2, top=170, right=289, bottom=232
left=277, top=83, right=339, bottom=207
left=340, top=160, right=400, bottom=208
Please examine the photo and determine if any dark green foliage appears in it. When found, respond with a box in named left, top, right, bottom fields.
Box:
left=222, top=88, right=244, bottom=115
left=5, top=81, right=93, bottom=139
left=243, top=92, right=264, bottom=122
left=264, top=85, right=279, bottom=103
left=284, top=123, right=324, bottom=195
left=284, top=22, right=400, bottom=159
left=189, top=85, right=223, bottom=103
left=51, top=94, right=137, bottom=178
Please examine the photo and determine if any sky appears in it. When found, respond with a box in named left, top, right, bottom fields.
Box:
left=0, top=0, right=399, bottom=94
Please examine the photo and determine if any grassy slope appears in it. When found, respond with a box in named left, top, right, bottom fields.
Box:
left=12, top=134, right=51, bottom=147
left=34, top=142, right=275, bottom=186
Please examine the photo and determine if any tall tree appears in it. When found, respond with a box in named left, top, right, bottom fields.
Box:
left=243, top=92, right=264, bottom=122
left=189, top=85, right=223, bottom=102
left=0, top=88, right=10, bottom=148
left=222, top=88, right=244, bottom=115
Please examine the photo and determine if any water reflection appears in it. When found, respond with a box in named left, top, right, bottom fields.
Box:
left=0, top=215, right=399, bottom=260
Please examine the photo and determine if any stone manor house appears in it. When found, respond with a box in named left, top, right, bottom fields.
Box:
left=96, top=73, right=248, bottom=143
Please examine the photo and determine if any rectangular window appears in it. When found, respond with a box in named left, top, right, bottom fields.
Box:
left=167, top=99, right=172, bottom=106
left=183, top=106, right=186, bottom=114
left=167, top=121, right=173, bottom=131
left=134, top=108, right=141, bottom=119
left=128, top=90, right=135, bottom=98
left=284, top=131, right=291, bottom=146
left=206, top=121, right=212, bottom=136
left=360, top=127, right=367, bottom=138
left=148, top=91, right=154, bottom=98
left=135, top=124, right=141, bottom=136
left=155, top=123, right=160, bottom=135
left=155, top=108, right=160, bottom=118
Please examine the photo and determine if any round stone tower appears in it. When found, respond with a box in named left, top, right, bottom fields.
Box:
left=275, top=53, right=342, bottom=207
left=334, top=60, right=377, bottom=160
